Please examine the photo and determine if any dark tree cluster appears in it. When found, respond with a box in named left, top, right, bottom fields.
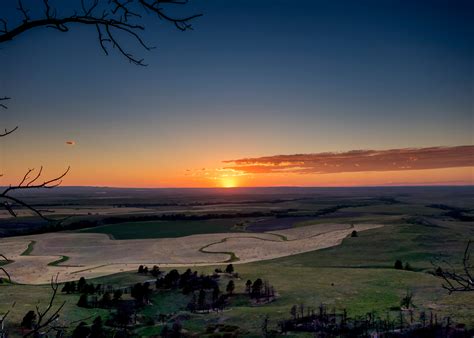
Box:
left=62, top=276, right=99, bottom=295
left=155, top=268, right=220, bottom=295
left=131, top=282, right=152, bottom=305
left=214, top=263, right=239, bottom=277
left=149, top=268, right=233, bottom=313
left=106, top=303, right=136, bottom=332
left=394, top=259, right=413, bottom=271
left=62, top=277, right=125, bottom=310
left=72, top=316, right=105, bottom=338
left=245, top=278, right=276, bottom=303
left=63, top=277, right=98, bottom=294
left=160, top=321, right=183, bottom=338
left=186, top=286, right=227, bottom=313
left=137, top=264, right=161, bottom=277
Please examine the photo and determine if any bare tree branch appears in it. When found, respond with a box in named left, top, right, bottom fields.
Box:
left=0, top=126, right=18, bottom=137
left=24, top=274, right=66, bottom=337
left=0, top=98, right=18, bottom=139
left=434, top=240, right=474, bottom=294
left=138, top=0, right=202, bottom=31
left=1, top=1, right=200, bottom=220
left=17, top=0, right=31, bottom=22
left=0, top=167, right=71, bottom=222
left=0, top=302, right=15, bottom=328
left=0, top=97, right=11, bottom=110
left=0, top=0, right=202, bottom=66
left=0, top=1, right=200, bottom=221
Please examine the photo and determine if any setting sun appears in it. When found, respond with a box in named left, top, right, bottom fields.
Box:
left=221, top=177, right=237, bottom=188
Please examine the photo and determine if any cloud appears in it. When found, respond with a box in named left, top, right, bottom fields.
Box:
left=223, top=145, right=474, bottom=175
left=65, top=140, right=76, bottom=145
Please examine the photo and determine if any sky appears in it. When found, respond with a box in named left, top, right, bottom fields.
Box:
left=1, top=0, right=473, bottom=188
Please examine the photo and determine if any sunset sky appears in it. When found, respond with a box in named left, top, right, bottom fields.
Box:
left=1, top=0, right=473, bottom=188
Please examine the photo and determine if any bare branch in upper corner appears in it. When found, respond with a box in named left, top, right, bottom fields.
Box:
left=0, top=0, right=202, bottom=66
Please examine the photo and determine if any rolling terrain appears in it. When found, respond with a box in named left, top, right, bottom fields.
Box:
left=0, top=186, right=472, bottom=336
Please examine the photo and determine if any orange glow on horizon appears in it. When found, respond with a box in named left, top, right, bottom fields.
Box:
left=220, top=177, right=238, bottom=188
left=1, top=148, right=472, bottom=188
left=35, top=166, right=471, bottom=188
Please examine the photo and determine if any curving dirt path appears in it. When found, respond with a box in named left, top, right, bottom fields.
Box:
left=0, top=223, right=383, bottom=284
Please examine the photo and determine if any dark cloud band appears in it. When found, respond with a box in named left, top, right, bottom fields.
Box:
left=223, top=145, right=474, bottom=175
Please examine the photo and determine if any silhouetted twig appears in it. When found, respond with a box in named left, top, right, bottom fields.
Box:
left=0, top=97, right=10, bottom=109
left=23, top=274, right=66, bottom=337
left=0, top=166, right=70, bottom=222
left=0, top=0, right=202, bottom=66
left=435, top=240, right=473, bottom=293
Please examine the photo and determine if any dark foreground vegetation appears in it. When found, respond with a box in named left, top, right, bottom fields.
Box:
left=0, top=263, right=279, bottom=337
left=278, top=303, right=473, bottom=337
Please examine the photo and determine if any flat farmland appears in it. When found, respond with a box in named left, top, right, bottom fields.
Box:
left=78, top=218, right=247, bottom=239
left=0, top=223, right=382, bottom=284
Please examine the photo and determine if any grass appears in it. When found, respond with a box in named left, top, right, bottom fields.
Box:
left=193, top=228, right=474, bottom=333
left=1, top=196, right=473, bottom=336
left=0, top=283, right=109, bottom=335
left=197, top=234, right=287, bottom=263
left=160, top=220, right=474, bottom=333
left=78, top=219, right=246, bottom=239
left=141, top=290, right=190, bottom=317
left=20, top=241, right=36, bottom=256
left=131, top=264, right=474, bottom=335
left=293, top=214, right=403, bottom=227
left=199, top=238, right=239, bottom=262
left=1, top=220, right=473, bottom=336
left=285, top=221, right=473, bottom=271
left=47, top=255, right=70, bottom=266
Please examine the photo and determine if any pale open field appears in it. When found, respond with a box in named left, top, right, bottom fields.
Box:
left=0, top=223, right=382, bottom=284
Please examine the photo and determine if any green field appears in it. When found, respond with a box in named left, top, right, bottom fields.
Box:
left=1, top=188, right=473, bottom=336
left=78, top=219, right=246, bottom=239
left=2, top=219, right=472, bottom=336
left=170, top=220, right=474, bottom=333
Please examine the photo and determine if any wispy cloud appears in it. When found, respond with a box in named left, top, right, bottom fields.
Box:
left=223, top=145, right=474, bottom=175
left=65, top=140, right=76, bottom=145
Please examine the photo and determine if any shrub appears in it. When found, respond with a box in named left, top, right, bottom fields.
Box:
left=21, top=310, right=36, bottom=329
left=77, top=294, right=89, bottom=308
left=394, top=260, right=403, bottom=270
left=226, top=280, right=235, bottom=295
left=225, top=264, right=234, bottom=274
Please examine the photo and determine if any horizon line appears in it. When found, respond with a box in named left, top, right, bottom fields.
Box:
left=8, top=183, right=473, bottom=190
